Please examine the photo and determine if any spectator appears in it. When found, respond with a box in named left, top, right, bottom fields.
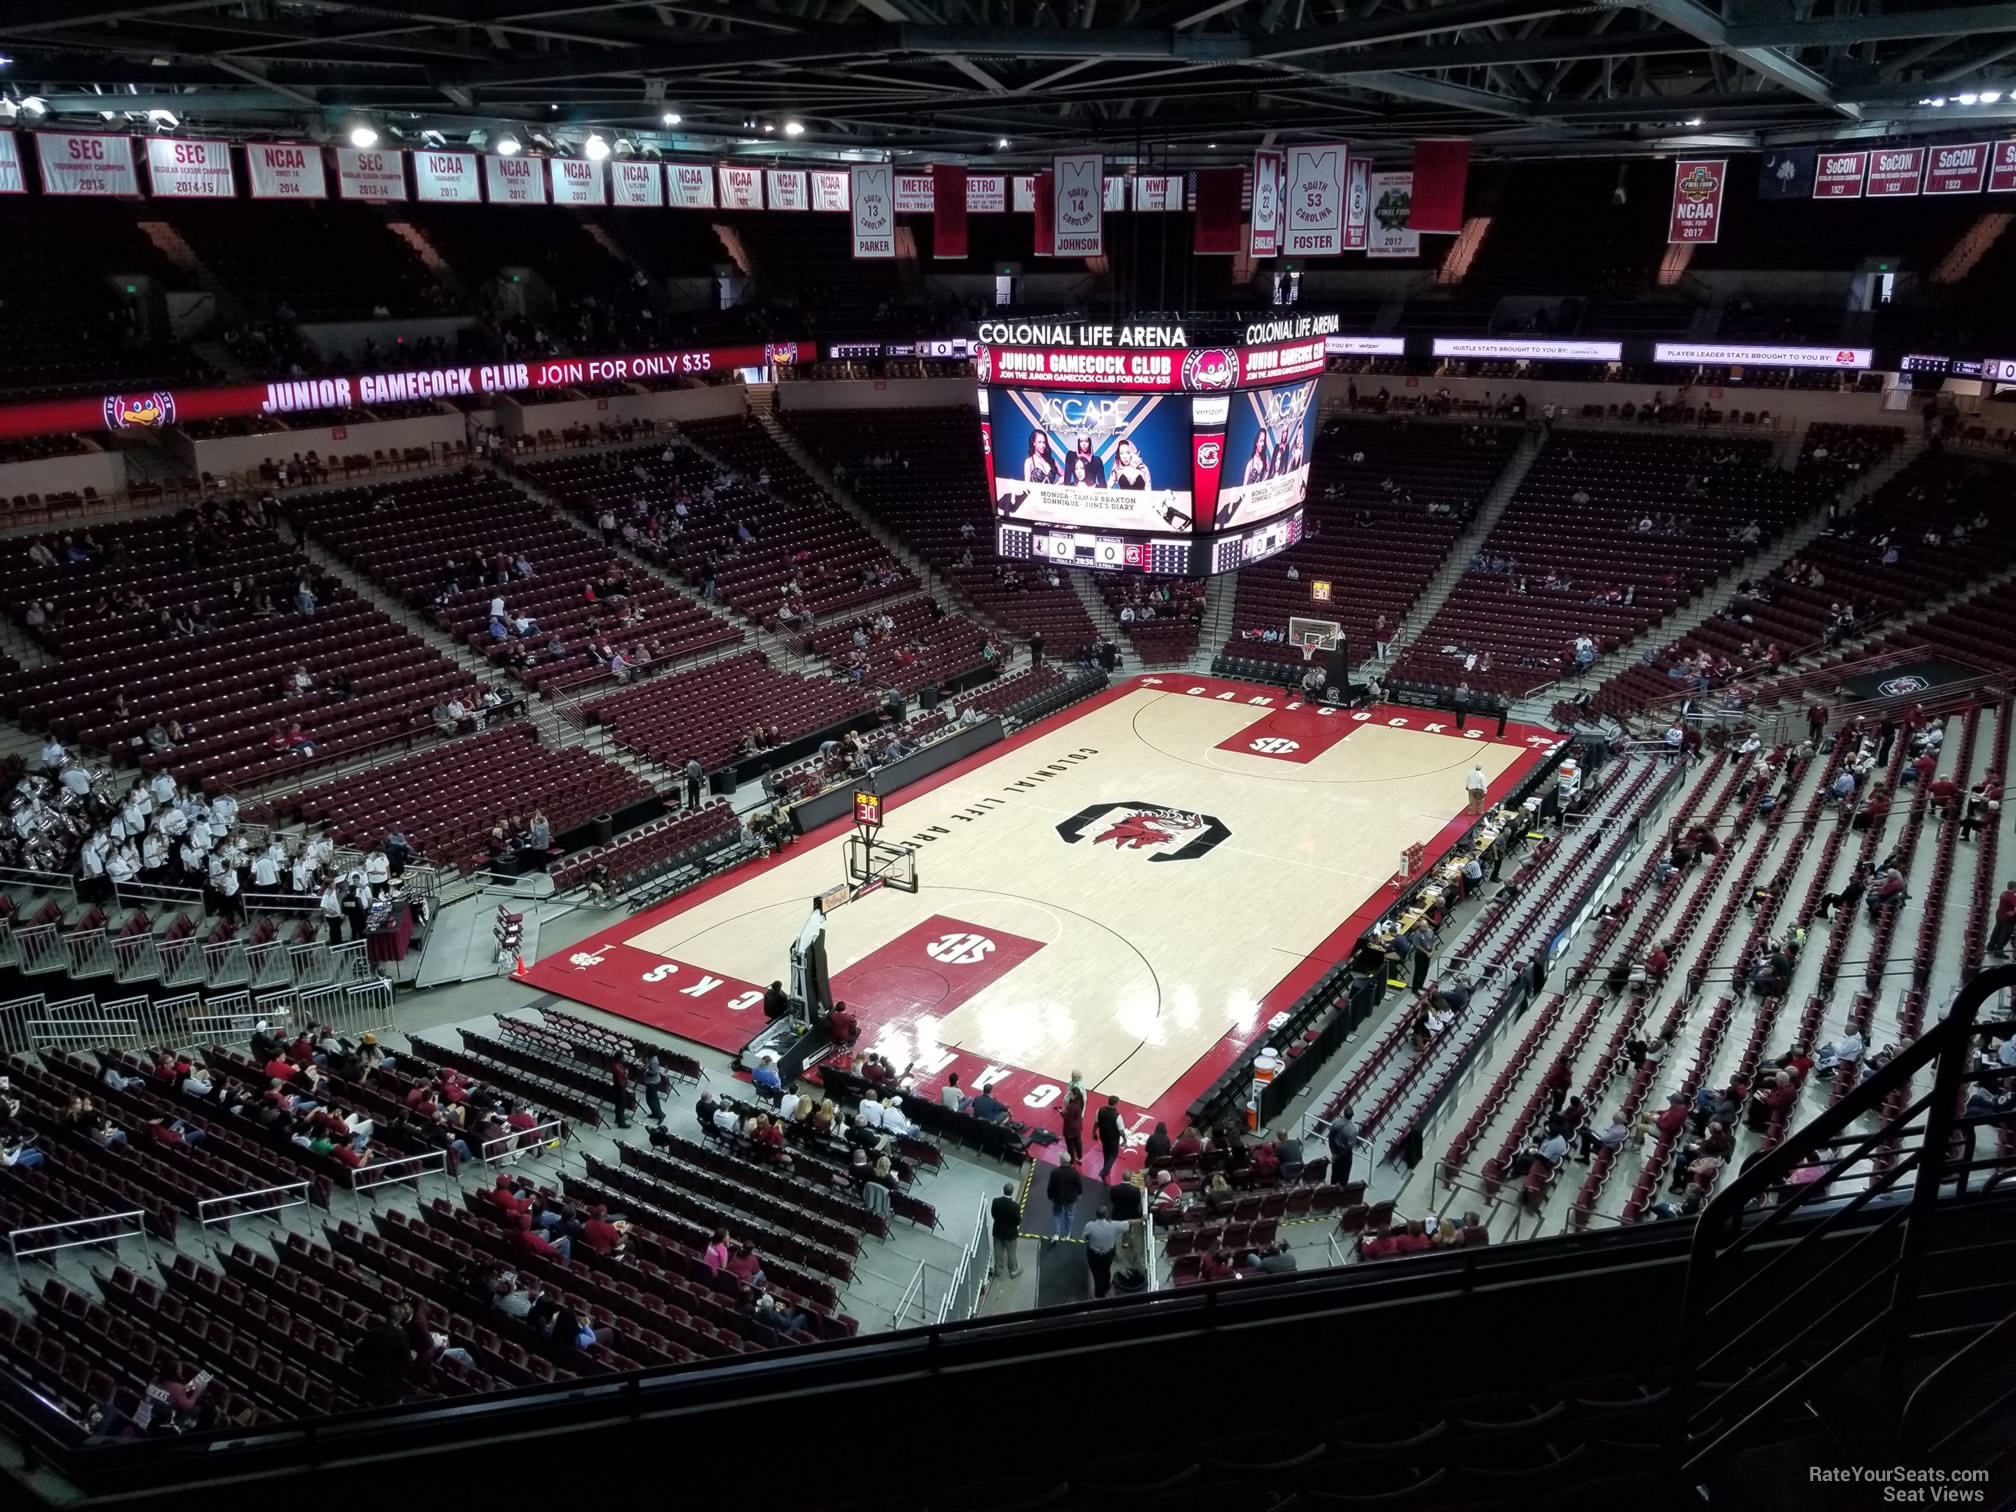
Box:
left=989, top=1183, right=1022, bottom=1280
left=1046, top=1155, right=1083, bottom=1242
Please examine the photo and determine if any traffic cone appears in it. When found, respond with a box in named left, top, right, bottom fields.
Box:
left=513, top=954, right=529, bottom=980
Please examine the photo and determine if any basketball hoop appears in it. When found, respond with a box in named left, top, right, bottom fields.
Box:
left=1289, top=615, right=1343, bottom=666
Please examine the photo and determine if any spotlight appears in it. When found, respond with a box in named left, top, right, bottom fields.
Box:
left=762, top=121, right=775, bottom=133
left=147, top=108, right=178, bottom=130
left=662, top=111, right=681, bottom=126
left=783, top=120, right=804, bottom=137
left=613, top=137, right=636, bottom=157
left=496, top=133, right=521, bottom=155
left=1983, top=90, right=2005, bottom=103
left=348, top=123, right=379, bottom=148
left=1929, top=97, right=1947, bottom=106
left=19, top=96, right=48, bottom=120
left=997, top=137, right=1010, bottom=148
left=1685, top=118, right=1703, bottom=127
left=1959, top=92, right=1980, bottom=105
left=584, top=133, right=610, bottom=160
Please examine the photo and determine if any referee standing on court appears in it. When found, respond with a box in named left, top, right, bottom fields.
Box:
left=1083, top=1208, right=1121, bottom=1298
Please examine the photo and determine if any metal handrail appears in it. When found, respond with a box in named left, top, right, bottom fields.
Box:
left=480, top=1118, right=567, bottom=1164
left=197, top=1181, right=311, bottom=1228
left=1673, top=961, right=2016, bottom=1477
left=8, top=1209, right=148, bottom=1279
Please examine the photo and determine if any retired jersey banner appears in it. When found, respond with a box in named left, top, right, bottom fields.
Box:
left=1053, top=153, right=1104, bottom=256
left=1344, top=155, right=1370, bottom=250
left=36, top=133, right=139, bottom=197
left=246, top=141, right=325, bottom=199
left=1248, top=149, right=1283, bottom=257
left=1367, top=171, right=1419, bottom=258
left=145, top=138, right=235, bottom=199
left=1285, top=144, right=1346, bottom=255
left=0, top=132, right=23, bottom=195
left=895, top=172, right=935, bottom=213
left=1667, top=159, right=1726, bottom=243
left=1992, top=141, right=2016, bottom=193
left=850, top=163, right=894, bottom=258
left=1409, top=139, right=1469, bottom=232
left=966, top=174, right=1005, bottom=213
left=1103, top=175, right=1127, bottom=212
left=1813, top=150, right=1867, bottom=199
left=666, top=162, right=715, bottom=208
left=549, top=157, right=604, bottom=206
left=717, top=163, right=763, bottom=210
left=1923, top=141, right=1990, bottom=194
left=766, top=168, right=809, bottom=210
left=1865, top=147, right=1925, bottom=197
left=413, top=149, right=480, bottom=203
left=336, top=146, right=406, bottom=201
left=1196, top=167, right=1244, bottom=255
left=484, top=153, right=543, bottom=204
left=934, top=164, right=967, bottom=259
left=610, top=159, right=663, bottom=207
left=811, top=170, right=849, bottom=212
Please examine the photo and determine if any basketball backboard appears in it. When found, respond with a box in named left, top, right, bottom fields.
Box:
left=844, top=835, right=919, bottom=896
left=1288, top=615, right=1342, bottom=663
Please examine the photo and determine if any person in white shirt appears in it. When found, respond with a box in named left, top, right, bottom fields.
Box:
left=940, top=1073, right=966, bottom=1111
left=208, top=856, right=240, bottom=914
left=106, top=846, right=138, bottom=886
left=155, top=805, right=187, bottom=841
left=290, top=855, right=317, bottom=894
left=1817, top=1031, right=1864, bottom=1074
left=250, top=852, right=280, bottom=890
left=178, top=838, right=207, bottom=876
left=490, top=594, right=506, bottom=620
left=141, top=833, right=168, bottom=875
left=1465, top=764, right=1490, bottom=816
left=319, top=883, right=345, bottom=945
left=210, top=794, right=238, bottom=839
left=59, top=764, right=91, bottom=798
left=38, top=737, right=63, bottom=772
left=126, top=782, right=155, bottom=820
left=857, top=1098, right=886, bottom=1130
left=149, top=771, right=177, bottom=806
left=290, top=665, right=314, bottom=696
left=363, top=850, right=391, bottom=895
left=879, top=1097, right=914, bottom=1138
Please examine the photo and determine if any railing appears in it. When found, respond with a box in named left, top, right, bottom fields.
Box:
left=937, top=1200, right=990, bottom=1325
left=0, top=864, right=77, bottom=901
left=16, top=923, right=62, bottom=975
left=1674, top=962, right=2016, bottom=1478
left=351, top=1149, right=448, bottom=1208
left=8, top=1210, right=148, bottom=1280
left=197, top=1181, right=311, bottom=1230
left=892, top=1260, right=930, bottom=1329
left=25, top=994, right=128, bottom=1051
left=111, top=879, right=202, bottom=913
left=480, top=1117, right=567, bottom=1165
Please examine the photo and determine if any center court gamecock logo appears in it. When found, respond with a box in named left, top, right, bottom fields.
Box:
left=102, top=392, right=177, bottom=430
left=1676, top=164, right=1722, bottom=202
left=974, top=344, right=993, bottom=384
left=1879, top=675, right=1931, bottom=697
left=1056, top=801, right=1230, bottom=863
left=1182, top=348, right=1238, bottom=392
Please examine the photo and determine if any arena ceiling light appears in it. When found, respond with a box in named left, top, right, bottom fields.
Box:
left=495, top=132, right=521, bottom=155
left=583, top=133, right=610, bottom=160
left=662, top=111, right=681, bottom=126
left=783, top=120, right=804, bottom=137
left=1984, top=91, right=2006, bottom=104
left=146, top=108, right=177, bottom=130
left=1959, top=93, right=1981, bottom=105
left=348, top=122, right=378, bottom=148
left=19, top=96, right=47, bottom=121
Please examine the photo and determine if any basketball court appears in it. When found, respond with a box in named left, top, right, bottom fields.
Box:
left=526, top=672, right=1560, bottom=1163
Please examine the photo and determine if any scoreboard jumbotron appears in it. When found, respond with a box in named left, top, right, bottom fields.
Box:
left=975, top=312, right=1339, bottom=576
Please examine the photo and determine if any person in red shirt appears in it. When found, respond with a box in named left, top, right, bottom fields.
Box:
left=1929, top=774, right=1961, bottom=812
left=578, top=1205, right=626, bottom=1257
left=1991, top=880, right=2016, bottom=957
left=514, top=1214, right=572, bottom=1261
left=1200, top=1247, right=1236, bottom=1281
left=1542, top=1055, right=1573, bottom=1115
left=487, top=1176, right=531, bottom=1219
left=757, top=1117, right=786, bottom=1157
left=827, top=1004, right=859, bottom=1048
left=265, top=1056, right=299, bottom=1084
left=1391, top=1220, right=1434, bottom=1254
left=1907, top=751, right=1936, bottom=789
left=723, top=1244, right=765, bottom=1286
left=1645, top=943, right=1671, bottom=981
left=1807, top=701, right=1827, bottom=743
left=1170, top=1125, right=1205, bottom=1161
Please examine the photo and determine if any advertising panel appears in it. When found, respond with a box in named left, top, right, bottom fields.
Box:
left=985, top=386, right=1196, bottom=533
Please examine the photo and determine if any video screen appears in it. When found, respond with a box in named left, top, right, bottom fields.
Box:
left=985, top=386, right=1196, bottom=534
left=1212, top=378, right=1320, bottom=530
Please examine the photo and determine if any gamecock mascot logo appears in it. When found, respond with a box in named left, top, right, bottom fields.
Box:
left=1056, top=801, right=1229, bottom=863
left=102, top=392, right=177, bottom=430
left=1181, top=348, right=1238, bottom=392
left=1879, top=675, right=1931, bottom=697
left=974, top=343, right=993, bottom=384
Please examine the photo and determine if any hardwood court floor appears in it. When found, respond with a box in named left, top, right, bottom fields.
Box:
left=528, top=673, right=1558, bottom=1166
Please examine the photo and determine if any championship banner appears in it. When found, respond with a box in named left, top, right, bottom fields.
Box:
left=966, top=174, right=1005, bottom=213
left=766, top=168, right=809, bottom=210
left=666, top=162, right=715, bottom=208
left=1103, top=175, right=1127, bottom=212
left=811, top=170, right=849, bottom=211
left=1865, top=147, right=1925, bottom=197
left=246, top=141, right=325, bottom=199
left=1284, top=143, right=1346, bottom=255
left=1344, top=155, right=1370, bottom=250
left=610, top=159, right=663, bottom=207
left=336, top=146, right=406, bottom=201
left=1667, top=158, right=1726, bottom=243
left=484, top=153, right=544, bottom=204
left=412, top=149, right=480, bottom=203
left=1923, top=141, right=1990, bottom=194
left=145, top=138, right=235, bottom=199
left=850, top=163, right=894, bottom=258
left=1993, top=141, right=2016, bottom=193
left=0, top=132, right=23, bottom=195
left=549, top=157, right=604, bottom=206
left=717, top=163, right=763, bottom=210
left=1196, top=167, right=1244, bottom=255
left=934, top=163, right=967, bottom=259
left=895, top=172, right=935, bottom=213
left=1367, top=170, right=1419, bottom=258
left=1409, top=139, right=1469, bottom=232
left=1011, top=175, right=1037, bottom=213
left=1053, top=153, right=1104, bottom=256
left=1134, top=174, right=1181, bottom=212
left=1248, top=148, right=1283, bottom=257
left=1813, top=150, right=1867, bottom=199
left=35, top=133, right=139, bottom=197
left=1032, top=171, right=1055, bottom=255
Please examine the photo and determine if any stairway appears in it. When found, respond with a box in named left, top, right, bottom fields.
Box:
left=1193, top=574, right=1240, bottom=671
left=1548, top=434, right=1929, bottom=707
left=135, top=220, right=247, bottom=331
left=1376, top=423, right=1548, bottom=674
left=1069, top=572, right=1125, bottom=651
left=383, top=217, right=472, bottom=309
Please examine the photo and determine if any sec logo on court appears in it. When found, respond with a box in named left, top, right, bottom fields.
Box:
left=1055, top=800, right=1231, bottom=863
left=1249, top=737, right=1299, bottom=754
left=925, top=933, right=996, bottom=965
